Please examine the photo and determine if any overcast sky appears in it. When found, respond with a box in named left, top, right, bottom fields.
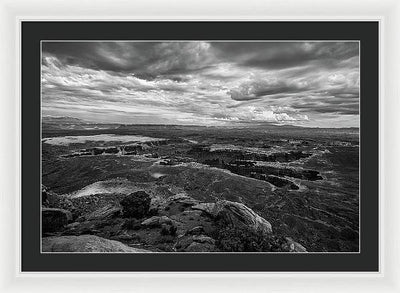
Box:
left=41, top=41, right=359, bottom=127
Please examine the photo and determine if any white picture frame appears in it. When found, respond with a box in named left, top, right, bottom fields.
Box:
left=1, top=0, right=398, bottom=292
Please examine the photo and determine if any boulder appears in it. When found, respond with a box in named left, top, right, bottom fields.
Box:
left=42, top=208, right=73, bottom=233
left=120, top=191, right=151, bottom=218
left=66, top=222, right=80, bottom=229
left=140, top=216, right=177, bottom=237
left=186, top=226, right=205, bottom=235
left=192, top=202, right=216, bottom=215
left=141, top=215, right=174, bottom=227
left=160, top=223, right=177, bottom=236
left=85, top=204, right=121, bottom=221
left=192, top=235, right=215, bottom=244
left=42, top=185, right=75, bottom=211
left=193, top=200, right=272, bottom=235
left=281, top=237, right=307, bottom=252
left=167, top=193, right=199, bottom=206
left=42, top=234, right=149, bottom=252
left=185, top=241, right=216, bottom=252
left=175, top=234, right=216, bottom=252
left=169, top=210, right=215, bottom=236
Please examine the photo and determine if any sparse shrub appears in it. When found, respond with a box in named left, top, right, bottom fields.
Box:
left=120, top=191, right=151, bottom=218
left=148, top=208, right=159, bottom=217
left=155, top=234, right=175, bottom=244
left=154, top=235, right=176, bottom=252
left=154, top=243, right=174, bottom=252
left=213, top=226, right=285, bottom=252
left=122, top=218, right=142, bottom=230
left=160, top=224, right=177, bottom=236
left=42, top=208, right=72, bottom=234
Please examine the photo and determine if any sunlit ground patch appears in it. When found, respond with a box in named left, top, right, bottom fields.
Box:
left=150, top=172, right=167, bottom=179
left=65, top=178, right=140, bottom=198
left=42, top=134, right=165, bottom=146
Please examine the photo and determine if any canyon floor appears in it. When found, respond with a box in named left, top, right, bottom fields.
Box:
left=41, top=122, right=359, bottom=252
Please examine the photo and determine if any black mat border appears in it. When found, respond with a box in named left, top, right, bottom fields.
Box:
left=21, top=21, right=379, bottom=272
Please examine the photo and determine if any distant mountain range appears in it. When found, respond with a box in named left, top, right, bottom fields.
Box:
left=42, top=116, right=91, bottom=124
left=42, top=116, right=120, bottom=131
left=42, top=115, right=359, bottom=131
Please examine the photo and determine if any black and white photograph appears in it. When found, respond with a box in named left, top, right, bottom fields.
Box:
left=40, top=41, right=360, bottom=253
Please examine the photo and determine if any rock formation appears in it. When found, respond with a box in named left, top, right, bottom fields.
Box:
left=41, top=185, right=306, bottom=253
left=120, top=191, right=151, bottom=218
left=42, top=235, right=149, bottom=252
left=193, top=200, right=273, bottom=235
left=42, top=208, right=72, bottom=233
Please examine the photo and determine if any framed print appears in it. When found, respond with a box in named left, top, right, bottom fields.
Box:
left=19, top=21, right=379, bottom=272
left=5, top=0, right=400, bottom=290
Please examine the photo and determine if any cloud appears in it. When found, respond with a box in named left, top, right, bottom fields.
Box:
left=236, top=105, right=307, bottom=122
left=211, top=42, right=359, bottom=70
left=41, top=41, right=360, bottom=127
left=229, top=78, right=311, bottom=101
left=210, top=105, right=309, bottom=124
left=43, top=42, right=215, bottom=76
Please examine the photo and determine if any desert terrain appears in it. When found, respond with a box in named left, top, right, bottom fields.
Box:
left=41, top=117, right=359, bottom=253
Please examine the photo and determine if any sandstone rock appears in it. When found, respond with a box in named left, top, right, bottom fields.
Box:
left=160, top=223, right=177, bottom=236
left=185, top=241, right=216, bottom=252
left=167, top=193, right=199, bottom=206
left=281, top=237, right=307, bottom=252
left=42, top=185, right=75, bottom=211
left=85, top=204, right=121, bottom=221
left=61, top=220, right=101, bottom=236
left=193, top=200, right=272, bottom=235
left=66, top=222, right=80, bottom=229
left=42, top=234, right=149, bottom=252
left=186, top=226, right=205, bottom=235
left=42, top=208, right=73, bottom=233
left=192, top=235, right=215, bottom=245
left=141, top=215, right=174, bottom=227
left=120, top=191, right=151, bottom=218
left=216, top=201, right=273, bottom=235
left=169, top=209, right=215, bottom=236
left=192, top=202, right=216, bottom=215
left=175, top=234, right=216, bottom=252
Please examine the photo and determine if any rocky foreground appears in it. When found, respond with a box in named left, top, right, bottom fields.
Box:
left=42, top=185, right=306, bottom=253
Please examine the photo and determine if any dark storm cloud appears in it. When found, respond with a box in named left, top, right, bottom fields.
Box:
left=42, top=42, right=214, bottom=76
left=42, top=41, right=360, bottom=127
left=211, top=42, right=359, bottom=70
left=229, top=80, right=311, bottom=101
left=291, top=96, right=359, bottom=115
